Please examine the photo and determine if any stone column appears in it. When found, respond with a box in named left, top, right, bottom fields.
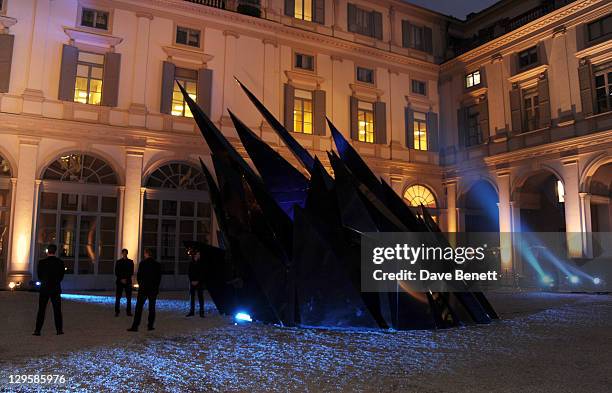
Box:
left=444, top=181, right=458, bottom=232
left=121, top=150, right=144, bottom=263
left=496, top=171, right=514, bottom=276
left=549, top=26, right=573, bottom=122
left=562, top=159, right=583, bottom=258
left=129, top=12, right=153, bottom=122
left=21, top=0, right=51, bottom=115
left=8, top=138, right=39, bottom=286
left=116, top=186, right=126, bottom=259
left=221, top=31, right=239, bottom=126
left=579, top=192, right=593, bottom=258
left=262, top=38, right=280, bottom=129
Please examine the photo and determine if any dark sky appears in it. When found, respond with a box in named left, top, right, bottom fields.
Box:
left=403, top=0, right=500, bottom=20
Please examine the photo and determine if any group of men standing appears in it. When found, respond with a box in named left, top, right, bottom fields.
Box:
left=33, top=245, right=206, bottom=335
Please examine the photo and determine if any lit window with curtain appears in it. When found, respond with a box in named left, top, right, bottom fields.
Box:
left=413, top=111, right=428, bottom=150
left=293, top=89, right=313, bottom=134
left=358, top=101, right=375, bottom=143
left=295, top=0, right=313, bottom=21
left=74, top=52, right=104, bottom=105
left=172, top=68, right=198, bottom=118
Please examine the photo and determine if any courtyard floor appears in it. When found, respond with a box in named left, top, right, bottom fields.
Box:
left=0, top=290, right=610, bottom=393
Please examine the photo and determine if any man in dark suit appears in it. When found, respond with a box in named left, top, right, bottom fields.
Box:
left=33, top=244, right=65, bottom=336
left=128, top=248, right=162, bottom=332
left=114, top=248, right=134, bottom=317
left=186, top=249, right=205, bottom=317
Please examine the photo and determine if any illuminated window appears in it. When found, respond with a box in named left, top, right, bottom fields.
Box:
left=80, top=8, right=109, bottom=30
left=176, top=26, right=201, bottom=48
left=404, top=185, right=436, bottom=208
left=294, top=89, right=313, bottom=134
left=358, top=101, right=375, bottom=143
left=74, top=52, right=104, bottom=106
left=466, top=70, right=481, bottom=88
left=522, top=87, right=540, bottom=131
left=413, top=111, right=427, bottom=151
left=556, top=180, right=565, bottom=203
left=295, top=0, right=313, bottom=21
left=172, top=68, right=198, bottom=117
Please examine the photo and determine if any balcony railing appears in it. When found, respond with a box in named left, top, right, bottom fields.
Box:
left=183, top=0, right=261, bottom=17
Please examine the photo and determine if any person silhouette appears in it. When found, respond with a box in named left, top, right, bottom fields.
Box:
left=33, top=244, right=65, bottom=336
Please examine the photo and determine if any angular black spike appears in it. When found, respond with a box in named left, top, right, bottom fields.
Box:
left=234, top=77, right=315, bottom=172
left=229, top=109, right=309, bottom=219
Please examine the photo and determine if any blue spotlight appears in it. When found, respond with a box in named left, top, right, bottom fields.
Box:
left=35, top=281, right=41, bottom=286
left=234, top=312, right=252, bottom=324
left=569, top=275, right=579, bottom=284
left=593, top=277, right=601, bottom=285
left=541, top=275, right=554, bottom=287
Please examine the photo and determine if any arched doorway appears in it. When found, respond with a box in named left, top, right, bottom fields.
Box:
left=141, top=162, right=211, bottom=281
left=515, top=170, right=566, bottom=232
left=35, top=153, right=120, bottom=287
left=403, top=184, right=437, bottom=221
left=588, top=162, right=612, bottom=232
left=0, top=155, right=13, bottom=282
left=462, top=180, right=499, bottom=232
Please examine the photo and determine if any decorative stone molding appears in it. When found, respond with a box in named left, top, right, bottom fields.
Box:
left=490, top=53, right=503, bottom=63
left=162, top=46, right=214, bottom=66
left=351, top=83, right=384, bottom=100
left=262, top=38, right=278, bottom=47
left=574, top=39, right=612, bottom=63
left=135, top=12, right=154, bottom=20
left=552, top=24, right=567, bottom=37
left=63, top=27, right=123, bottom=49
left=508, top=64, right=549, bottom=84
left=284, top=70, right=325, bottom=89
left=223, top=30, right=240, bottom=39
left=0, top=15, right=17, bottom=34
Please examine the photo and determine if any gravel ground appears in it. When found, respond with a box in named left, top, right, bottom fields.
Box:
left=0, top=290, right=610, bottom=393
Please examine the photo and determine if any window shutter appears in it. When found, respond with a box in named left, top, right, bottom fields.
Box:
left=401, top=20, right=411, bottom=48
left=101, top=52, right=121, bottom=107
left=58, top=44, right=79, bottom=101
left=0, top=34, right=14, bottom=93
left=478, top=99, right=490, bottom=142
left=350, top=96, right=359, bottom=140
left=374, top=101, right=387, bottom=144
left=313, top=0, right=325, bottom=24
left=347, top=4, right=357, bottom=33
left=423, top=27, right=433, bottom=54
left=285, top=0, right=295, bottom=17
left=426, top=112, right=438, bottom=152
left=160, top=61, right=176, bottom=114
left=284, top=83, right=295, bottom=132
left=537, top=74, right=551, bottom=127
left=509, top=85, right=522, bottom=134
left=197, top=68, right=213, bottom=117
left=457, top=107, right=467, bottom=147
left=578, top=61, right=594, bottom=117
left=372, top=11, right=383, bottom=40
left=405, top=107, right=414, bottom=148
left=313, top=89, right=326, bottom=136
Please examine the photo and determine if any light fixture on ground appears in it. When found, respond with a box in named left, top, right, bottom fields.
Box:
left=593, top=277, right=601, bottom=285
left=234, top=312, right=252, bottom=324
left=569, top=275, right=579, bottom=284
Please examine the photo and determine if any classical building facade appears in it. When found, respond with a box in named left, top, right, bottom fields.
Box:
left=0, top=0, right=610, bottom=289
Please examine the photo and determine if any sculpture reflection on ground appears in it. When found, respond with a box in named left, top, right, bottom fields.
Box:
left=179, top=79, right=497, bottom=330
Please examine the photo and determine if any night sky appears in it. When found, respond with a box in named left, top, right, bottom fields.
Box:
left=404, top=0, right=500, bottom=20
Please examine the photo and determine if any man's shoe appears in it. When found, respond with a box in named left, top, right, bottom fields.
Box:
left=127, top=327, right=138, bottom=332
left=32, top=331, right=41, bottom=336
left=56, top=331, right=64, bottom=335
left=186, top=312, right=195, bottom=317
left=147, top=326, right=155, bottom=331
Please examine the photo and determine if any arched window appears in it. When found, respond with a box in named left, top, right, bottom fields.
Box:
left=142, top=162, right=211, bottom=276
left=42, top=153, right=118, bottom=185
left=37, top=153, right=119, bottom=277
left=404, top=184, right=437, bottom=208
left=0, top=154, right=12, bottom=279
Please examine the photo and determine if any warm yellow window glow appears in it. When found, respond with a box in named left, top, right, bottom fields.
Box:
left=295, top=0, right=312, bottom=21
left=73, top=52, right=104, bottom=105
left=557, top=180, right=565, bottom=203
left=293, top=89, right=313, bottom=134
left=404, top=184, right=436, bottom=208
left=172, top=80, right=197, bottom=118
left=358, top=101, right=375, bottom=143
left=413, top=111, right=428, bottom=151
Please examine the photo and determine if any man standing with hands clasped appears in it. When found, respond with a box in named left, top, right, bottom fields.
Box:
left=128, top=248, right=161, bottom=332
left=186, top=249, right=205, bottom=318
left=114, top=249, right=134, bottom=317
left=33, top=244, right=65, bottom=336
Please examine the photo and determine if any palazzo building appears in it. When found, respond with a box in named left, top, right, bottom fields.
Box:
left=0, top=0, right=610, bottom=290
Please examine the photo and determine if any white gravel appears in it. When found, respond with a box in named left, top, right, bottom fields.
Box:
left=0, top=290, right=610, bottom=393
